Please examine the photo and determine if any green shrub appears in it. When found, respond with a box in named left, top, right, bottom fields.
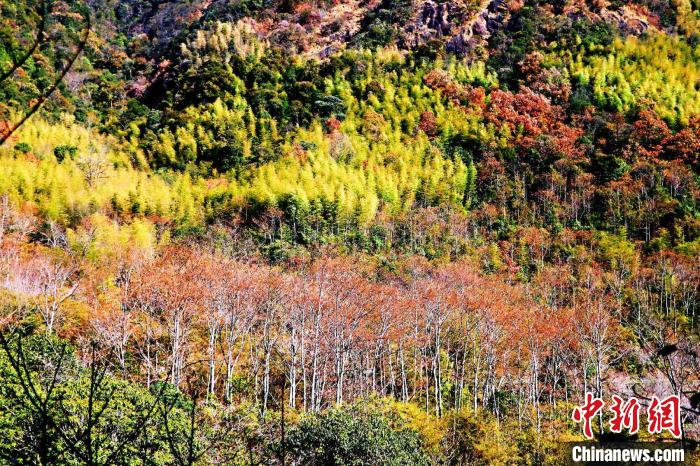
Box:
left=284, top=406, right=429, bottom=466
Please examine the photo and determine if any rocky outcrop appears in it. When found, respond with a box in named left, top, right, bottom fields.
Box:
left=401, top=0, right=459, bottom=49
left=401, top=0, right=508, bottom=55
left=117, top=0, right=653, bottom=62
left=599, top=5, right=650, bottom=35
left=561, top=1, right=654, bottom=36
left=448, top=0, right=508, bottom=54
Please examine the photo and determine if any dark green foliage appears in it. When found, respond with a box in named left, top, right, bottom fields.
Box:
left=0, top=331, right=191, bottom=465
left=202, top=0, right=275, bottom=22
left=487, top=5, right=541, bottom=88
left=353, top=0, right=414, bottom=48
left=314, top=95, right=347, bottom=120
left=284, top=407, right=429, bottom=466
left=53, top=145, right=78, bottom=162
left=567, top=19, right=615, bottom=50
left=13, top=142, right=31, bottom=153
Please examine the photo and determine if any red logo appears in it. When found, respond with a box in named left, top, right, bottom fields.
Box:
left=572, top=392, right=605, bottom=439
left=609, top=395, right=640, bottom=434
left=647, top=395, right=682, bottom=438
left=573, top=393, right=682, bottom=439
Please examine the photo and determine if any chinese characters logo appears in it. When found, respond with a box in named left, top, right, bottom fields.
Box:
left=572, top=393, right=681, bottom=439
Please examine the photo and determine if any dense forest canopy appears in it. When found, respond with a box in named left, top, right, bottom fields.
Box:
left=0, top=0, right=699, bottom=463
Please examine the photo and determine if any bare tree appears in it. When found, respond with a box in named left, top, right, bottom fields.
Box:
left=77, top=144, right=110, bottom=187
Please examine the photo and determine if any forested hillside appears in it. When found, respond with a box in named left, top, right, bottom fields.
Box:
left=0, top=0, right=699, bottom=463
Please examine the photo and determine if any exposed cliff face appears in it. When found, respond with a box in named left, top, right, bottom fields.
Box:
left=93, top=0, right=658, bottom=64
left=398, top=0, right=654, bottom=57
left=599, top=5, right=652, bottom=34
left=446, top=0, right=509, bottom=54
left=402, top=0, right=455, bottom=47
left=264, top=0, right=384, bottom=57
left=560, top=0, right=655, bottom=35
left=344, top=0, right=508, bottom=56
